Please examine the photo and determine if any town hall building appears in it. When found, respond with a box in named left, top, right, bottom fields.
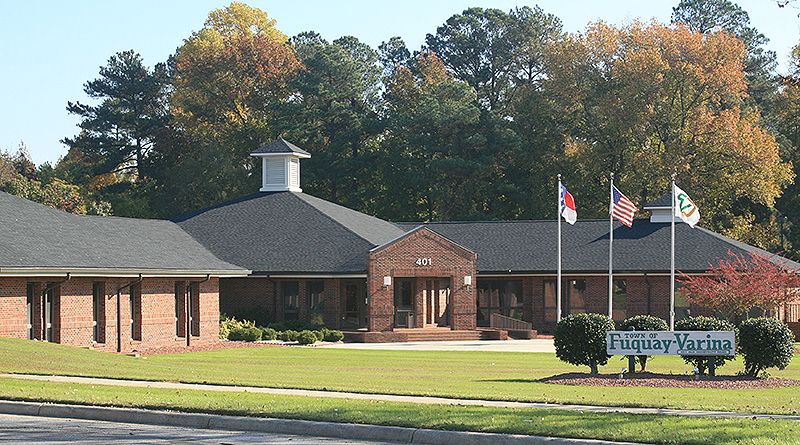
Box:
left=1, top=139, right=798, bottom=350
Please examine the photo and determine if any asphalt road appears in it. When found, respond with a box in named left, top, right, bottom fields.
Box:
left=0, top=413, right=401, bottom=444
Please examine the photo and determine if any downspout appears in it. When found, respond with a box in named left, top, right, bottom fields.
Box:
left=644, top=273, right=652, bottom=315
left=41, top=274, right=71, bottom=341
left=186, top=274, right=211, bottom=347
left=116, top=274, right=143, bottom=353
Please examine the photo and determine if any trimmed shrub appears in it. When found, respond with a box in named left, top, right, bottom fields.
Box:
left=312, top=330, right=325, bottom=342
left=675, top=316, right=736, bottom=375
left=278, top=330, right=299, bottom=342
left=227, top=326, right=262, bottom=342
left=297, top=330, right=318, bottom=345
left=618, top=315, right=669, bottom=371
left=219, top=316, right=256, bottom=340
left=554, top=313, right=616, bottom=374
left=260, top=327, right=277, bottom=341
left=738, top=317, right=795, bottom=377
left=323, top=329, right=344, bottom=342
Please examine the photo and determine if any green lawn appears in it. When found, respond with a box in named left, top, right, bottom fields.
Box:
left=0, top=377, right=797, bottom=445
left=0, top=338, right=798, bottom=414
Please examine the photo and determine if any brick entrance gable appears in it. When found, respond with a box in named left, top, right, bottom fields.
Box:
left=367, top=227, right=477, bottom=331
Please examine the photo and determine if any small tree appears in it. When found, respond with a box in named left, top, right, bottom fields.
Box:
left=679, top=250, right=800, bottom=321
left=555, top=313, right=616, bottom=374
left=619, top=315, right=669, bottom=371
left=738, top=318, right=795, bottom=377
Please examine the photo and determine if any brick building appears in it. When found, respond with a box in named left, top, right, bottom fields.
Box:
left=3, top=138, right=798, bottom=347
left=0, top=192, right=248, bottom=352
left=175, top=139, right=800, bottom=341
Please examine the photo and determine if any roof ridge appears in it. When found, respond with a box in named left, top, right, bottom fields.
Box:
left=291, top=193, right=386, bottom=245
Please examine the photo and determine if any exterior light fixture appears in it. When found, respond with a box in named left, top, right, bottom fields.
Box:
left=464, top=275, right=472, bottom=286
left=383, top=276, right=392, bottom=287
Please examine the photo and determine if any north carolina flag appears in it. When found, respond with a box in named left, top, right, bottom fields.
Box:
left=560, top=184, right=577, bottom=225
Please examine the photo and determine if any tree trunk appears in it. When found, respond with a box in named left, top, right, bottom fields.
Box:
left=590, top=362, right=599, bottom=375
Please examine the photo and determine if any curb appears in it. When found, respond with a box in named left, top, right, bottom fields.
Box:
left=0, top=400, right=644, bottom=445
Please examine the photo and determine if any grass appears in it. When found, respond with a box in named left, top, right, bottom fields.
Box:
left=0, top=377, right=797, bottom=445
left=0, top=338, right=798, bottom=415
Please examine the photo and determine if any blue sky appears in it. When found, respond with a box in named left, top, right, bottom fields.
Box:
left=1, top=0, right=798, bottom=165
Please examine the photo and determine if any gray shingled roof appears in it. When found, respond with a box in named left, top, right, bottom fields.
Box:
left=176, top=192, right=405, bottom=273
left=0, top=192, right=247, bottom=275
left=250, top=138, right=311, bottom=156
left=402, top=220, right=800, bottom=274
left=644, top=193, right=672, bottom=209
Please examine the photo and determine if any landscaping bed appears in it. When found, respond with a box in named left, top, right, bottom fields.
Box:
left=541, top=372, right=800, bottom=389
left=134, top=341, right=281, bottom=356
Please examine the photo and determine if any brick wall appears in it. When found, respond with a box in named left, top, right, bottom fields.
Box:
left=0, top=278, right=28, bottom=339
left=0, top=276, right=220, bottom=353
left=219, top=277, right=274, bottom=325
left=367, top=228, right=477, bottom=331
left=220, top=277, right=348, bottom=328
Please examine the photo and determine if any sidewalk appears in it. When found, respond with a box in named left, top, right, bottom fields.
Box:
left=321, top=339, right=556, bottom=352
left=3, top=373, right=799, bottom=421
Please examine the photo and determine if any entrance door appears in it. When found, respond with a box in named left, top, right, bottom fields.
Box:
left=423, top=278, right=451, bottom=327
left=394, top=278, right=415, bottom=328
left=341, top=280, right=367, bottom=329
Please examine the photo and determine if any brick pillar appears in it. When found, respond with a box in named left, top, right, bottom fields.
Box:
left=414, top=277, right=425, bottom=328
left=323, top=279, right=340, bottom=328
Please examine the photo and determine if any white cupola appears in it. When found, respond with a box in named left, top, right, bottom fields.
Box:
left=643, top=192, right=679, bottom=223
left=250, top=138, right=311, bottom=193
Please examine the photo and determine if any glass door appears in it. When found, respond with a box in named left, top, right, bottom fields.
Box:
left=44, top=285, right=54, bottom=342
left=394, top=278, right=415, bottom=328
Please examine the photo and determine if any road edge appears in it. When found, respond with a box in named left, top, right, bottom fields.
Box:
left=0, top=399, right=643, bottom=445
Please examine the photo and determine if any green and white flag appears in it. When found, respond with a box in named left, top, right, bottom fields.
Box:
left=673, top=184, right=700, bottom=228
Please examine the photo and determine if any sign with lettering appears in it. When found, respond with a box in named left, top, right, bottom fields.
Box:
left=415, top=258, right=432, bottom=266
left=606, top=331, right=736, bottom=356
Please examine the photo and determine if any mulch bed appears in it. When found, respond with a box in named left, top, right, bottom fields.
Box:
left=134, top=340, right=286, bottom=356
left=540, top=372, right=800, bottom=389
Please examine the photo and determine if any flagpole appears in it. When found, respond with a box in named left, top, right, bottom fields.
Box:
left=557, top=174, right=562, bottom=323
left=608, top=173, right=614, bottom=319
left=670, top=174, right=676, bottom=331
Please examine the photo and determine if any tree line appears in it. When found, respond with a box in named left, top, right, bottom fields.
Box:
left=3, top=0, right=800, bottom=255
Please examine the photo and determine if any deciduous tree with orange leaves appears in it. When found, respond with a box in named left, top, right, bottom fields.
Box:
left=545, top=21, right=792, bottom=246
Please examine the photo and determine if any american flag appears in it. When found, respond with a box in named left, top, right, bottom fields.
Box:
left=611, top=185, right=637, bottom=227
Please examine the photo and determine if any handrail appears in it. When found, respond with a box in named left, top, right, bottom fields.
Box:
left=489, top=313, right=532, bottom=331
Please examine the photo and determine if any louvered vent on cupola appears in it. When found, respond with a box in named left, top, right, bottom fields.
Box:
left=250, top=138, right=311, bottom=193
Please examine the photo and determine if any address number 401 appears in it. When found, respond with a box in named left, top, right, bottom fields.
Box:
left=415, top=258, right=432, bottom=266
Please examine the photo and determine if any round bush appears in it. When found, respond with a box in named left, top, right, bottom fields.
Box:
left=674, top=316, right=736, bottom=375
left=313, top=330, right=325, bottom=342
left=297, top=330, right=318, bottom=345
left=278, top=330, right=299, bottom=342
left=738, top=317, right=795, bottom=377
left=323, top=329, right=344, bottom=342
left=618, top=315, right=669, bottom=371
left=554, top=313, right=616, bottom=374
left=260, top=327, right=277, bottom=341
left=227, top=326, right=262, bottom=342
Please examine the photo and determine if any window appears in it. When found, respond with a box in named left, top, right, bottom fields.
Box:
left=281, top=281, right=300, bottom=321
left=189, top=282, right=200, bottom=336
left=544, top=280, right=557, bottom=322
left=612, top=279, right=627, bottom=321
left=92, top=282, right=105, bottom=343
left=567, top=279, right=586, bottom=314
left=308, top=281, right=324, bottom=312
left=174, top=282, right=185, bottom=337
left=476, top=280, right=524, bottom=326
left=130, top=284, right=141, bottom=341
left=26, top=283, right=35, bottom=340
